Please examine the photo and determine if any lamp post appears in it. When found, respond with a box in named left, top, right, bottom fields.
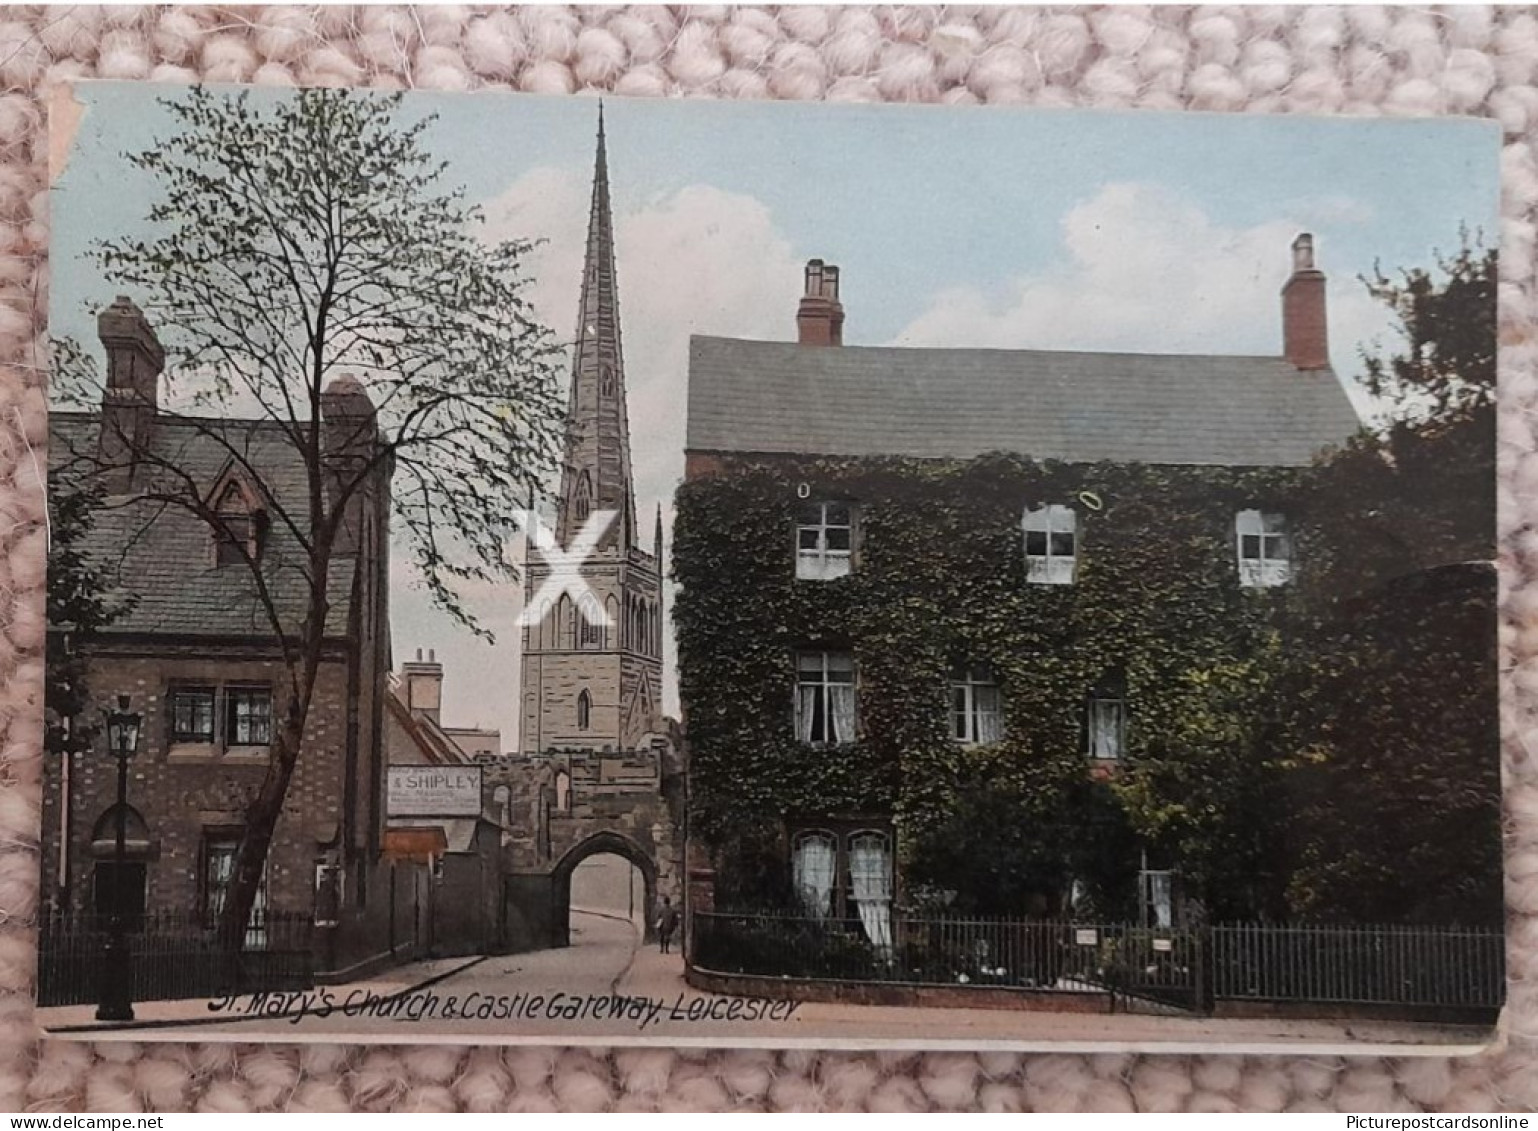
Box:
left=96, top=693, right=141, bottom=1022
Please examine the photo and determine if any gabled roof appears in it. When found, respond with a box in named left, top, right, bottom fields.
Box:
left=49, top=413, right=356, bottom=638
left=685, top=337, right=1363, bottom=468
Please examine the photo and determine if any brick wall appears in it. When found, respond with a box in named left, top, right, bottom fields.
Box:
left=41, top=645, right=357, bottom=921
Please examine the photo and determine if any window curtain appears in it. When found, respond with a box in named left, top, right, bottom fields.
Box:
left=1091, top=698, right=1123, bottom=759
left=795, top=685, right=819, bottom=743
left=849, top=835, right=893, bottom=955
left=793, top=835, right=836, bottom=918
left=1147, top=871, right=1173, bottom=929
left=828, top=683, right=856, bottom=745
left=975, top=682, right=1002, bottom=743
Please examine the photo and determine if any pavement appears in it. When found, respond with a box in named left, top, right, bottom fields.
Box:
left=35, top=910, right=1498, bottom=1054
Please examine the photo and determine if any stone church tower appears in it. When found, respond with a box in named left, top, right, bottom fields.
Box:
left=520, top=109, right=664, bottom=753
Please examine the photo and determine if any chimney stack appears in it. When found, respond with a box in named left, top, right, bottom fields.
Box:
left=401, top=648, right=444, bottom=725
left=797, top=259, right=844, bottom=347
left=97, top=296, right=164, bottom=490
left=1282, top=233, right=1329, bottom=370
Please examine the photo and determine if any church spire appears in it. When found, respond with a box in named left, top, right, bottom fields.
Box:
left=557, top=102, right=637, bottom=550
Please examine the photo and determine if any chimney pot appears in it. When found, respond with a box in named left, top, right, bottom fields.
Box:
left=797, top=258, right=845, bottom=347
left=1282, top=232, right=1329, bottom=370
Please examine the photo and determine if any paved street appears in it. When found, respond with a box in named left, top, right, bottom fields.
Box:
left=38, top=909, right=1496, bottom=1053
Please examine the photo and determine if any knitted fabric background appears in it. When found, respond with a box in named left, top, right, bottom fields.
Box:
left=2, top=3, right=1537, bottom=1113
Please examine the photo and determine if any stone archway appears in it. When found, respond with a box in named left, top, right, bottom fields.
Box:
left=551, top=830, right=659, bottom=946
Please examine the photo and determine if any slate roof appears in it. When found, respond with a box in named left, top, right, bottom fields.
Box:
left=685, top=337, right=1363, bottom=468
left=50, top=413, right=356, bottom=638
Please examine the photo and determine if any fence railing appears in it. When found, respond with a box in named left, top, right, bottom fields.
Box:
left=691, top=910, right=1505, bottom=1013
left=37, top=908, right=316, bottom=1007
left=1209, top=922, right=1506, bottom=1008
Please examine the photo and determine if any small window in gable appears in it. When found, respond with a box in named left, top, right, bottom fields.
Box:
left=1235, top=510, right=1291, bottom=588
left=796, top=501, right=854, bottom=580
left=212, top=478, right=266, bottom=567
left=1023, top=504, right=1077, bottom=585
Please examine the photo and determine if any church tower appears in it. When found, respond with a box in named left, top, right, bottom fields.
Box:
left=520, top=108, right=664, bottom=753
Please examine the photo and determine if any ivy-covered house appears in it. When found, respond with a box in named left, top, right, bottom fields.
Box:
left=675, top=238, right=1364, bottom=934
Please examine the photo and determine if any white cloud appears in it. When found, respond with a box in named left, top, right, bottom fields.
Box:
left=892, top=181, right=1393, bottom=420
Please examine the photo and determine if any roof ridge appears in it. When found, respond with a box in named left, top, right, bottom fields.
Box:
left=689, top=334, right=1301, bottom=366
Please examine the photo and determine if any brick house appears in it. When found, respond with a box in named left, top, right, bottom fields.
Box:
left=43, top=297, right=393, bottom=936
left=677, top=236, right=1362, bottom=935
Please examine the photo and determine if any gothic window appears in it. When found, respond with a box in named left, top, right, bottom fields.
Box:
left=580, top=597, right=603, bottom=649
left=796, top=501, right=854, bottom=580
left=577, top=690, right=592, bottom=731
left=1236, top=509, right=1291, bottom=588
left=600, top=364, right=616, bottom=397
left=951, top=664, right=1002, bottom=745
left=1023, top=504, right=1077, bottom=585
left=558, top=594, right=575, bottom=650
left=573, top=471, right=593, bottom=528
left=554, top=769, right=571, bottom=811
left=795, top=651, right=856, bottom=746
left=212, top=478, right=266, bottom=567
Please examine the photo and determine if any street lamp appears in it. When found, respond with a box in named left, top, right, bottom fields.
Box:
left=97, top=693, right=141, bottom=1022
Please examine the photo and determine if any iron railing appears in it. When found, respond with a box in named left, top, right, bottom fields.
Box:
left=1209, top=921, right=1506, bottom=1008
left=37, top=908, right=316, bottom=1007
left=692, top=910, right=1505, bottom=1013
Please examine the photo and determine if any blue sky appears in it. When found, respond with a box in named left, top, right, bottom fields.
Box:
left=51, top=82, right=1501, bottom=742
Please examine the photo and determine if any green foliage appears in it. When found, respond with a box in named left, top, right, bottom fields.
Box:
left=674, top=455, right=1304, bottom=916
left=1277, top=242, right=1501, bottom=925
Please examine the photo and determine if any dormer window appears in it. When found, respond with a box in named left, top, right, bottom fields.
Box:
left=1023, top=504, right=1076, bottom=585
left=1236, top=510, right=1291, bottom=588
left=211, top=477, right=265, bottom=567
left=796, top=501, right=854, bottom=580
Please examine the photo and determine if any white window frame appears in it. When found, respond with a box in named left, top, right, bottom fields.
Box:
left=950, top=664, right=1003, bottom=745
left=1236, top=509, right=1291, bottom=588
left=796, top=502, right=854, bottom=580
left=794, top=651, right=856, bottom=746
left=1023, top=504, right=1077, bottom=585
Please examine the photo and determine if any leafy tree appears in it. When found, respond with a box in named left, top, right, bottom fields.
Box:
left=1280, top=243, right=1501, bottom=924
left=52, top=87, right=565, bottom=943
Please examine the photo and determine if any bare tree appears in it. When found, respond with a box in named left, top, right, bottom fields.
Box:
left=52, top=86, right=565, bottom=944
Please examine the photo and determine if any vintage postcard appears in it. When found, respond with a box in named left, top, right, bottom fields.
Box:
left=37, top=82, right=1503, bottom=1052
